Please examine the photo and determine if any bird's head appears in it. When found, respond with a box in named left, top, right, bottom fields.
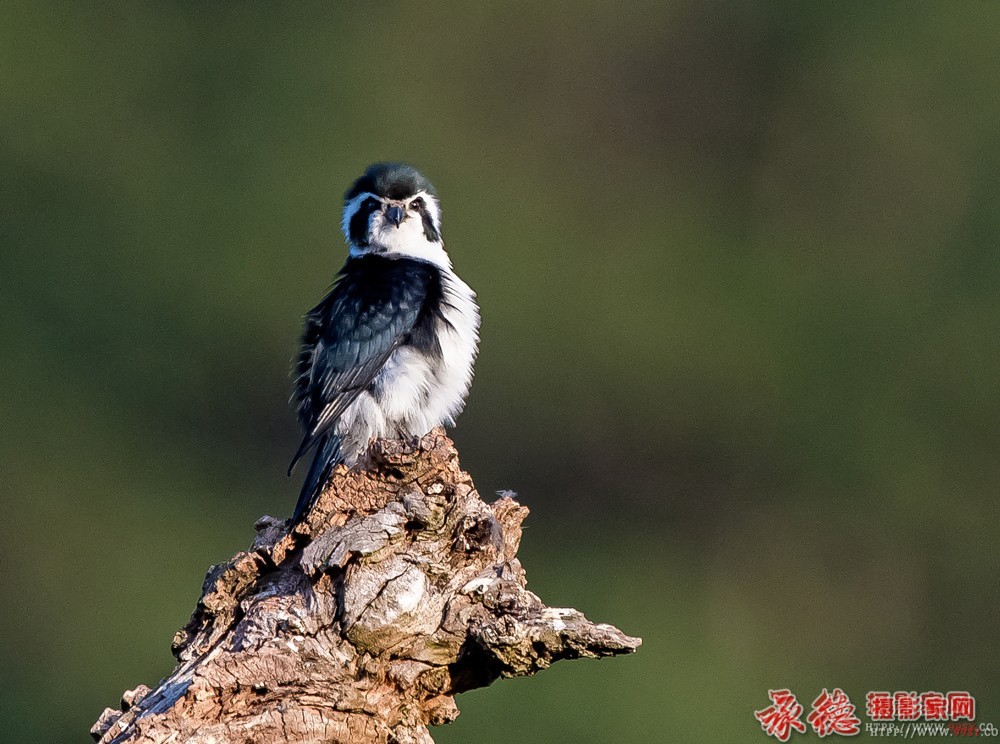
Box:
left=342, top=163, right=447, bottom=266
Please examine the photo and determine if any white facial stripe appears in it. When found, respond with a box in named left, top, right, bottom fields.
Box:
left=342, top=191, right=441, bottom=240
left=411, top=190, right=441, bottom=234
left=350, top=215, right=451, bottom=268
left=342, top=189, right=448, bottom=268
left=341, top=192, right=380, bottom=242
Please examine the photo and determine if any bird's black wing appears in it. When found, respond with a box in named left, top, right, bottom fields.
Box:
left=289, top=256, right=436, bottom=473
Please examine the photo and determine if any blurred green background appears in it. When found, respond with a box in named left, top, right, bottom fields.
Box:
left=2, top=2, right=998, bottom=742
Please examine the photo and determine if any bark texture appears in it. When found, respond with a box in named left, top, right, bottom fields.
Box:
left=92, top=429, right=641, bottom=743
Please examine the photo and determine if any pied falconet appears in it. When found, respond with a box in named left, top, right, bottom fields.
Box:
left=288, top=163, right=480, bottom=522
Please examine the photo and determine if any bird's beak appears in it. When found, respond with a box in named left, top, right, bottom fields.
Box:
left=385, top=205, right=405, bottom=227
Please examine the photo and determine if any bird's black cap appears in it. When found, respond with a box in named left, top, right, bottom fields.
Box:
left=345, top=163, right=437, bottom=202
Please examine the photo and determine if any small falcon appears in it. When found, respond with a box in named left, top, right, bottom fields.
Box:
left=288, top=163, right=480, bottom=522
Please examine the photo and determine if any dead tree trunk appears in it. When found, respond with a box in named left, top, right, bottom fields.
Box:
left=92, top=429, right=641, bottom=743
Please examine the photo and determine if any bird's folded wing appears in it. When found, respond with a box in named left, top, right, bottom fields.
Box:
left=289, top=262, right=432, bottom=472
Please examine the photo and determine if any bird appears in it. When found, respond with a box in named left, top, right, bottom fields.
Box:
left=288, top=163, right=480, bottom=523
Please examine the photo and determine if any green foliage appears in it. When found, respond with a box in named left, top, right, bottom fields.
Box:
left=2, top=2, right=997, bottom=741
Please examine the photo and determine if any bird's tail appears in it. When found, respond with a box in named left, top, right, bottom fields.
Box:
left=292, top=434, right=343, bottom=524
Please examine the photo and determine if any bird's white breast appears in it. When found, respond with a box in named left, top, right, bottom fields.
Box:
left=422, top=270, right=480, bottom=425
left=338, top=266, right=479, bottom=455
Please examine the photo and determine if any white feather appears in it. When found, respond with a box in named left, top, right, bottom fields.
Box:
left=341, top=192, right=375, bottom=242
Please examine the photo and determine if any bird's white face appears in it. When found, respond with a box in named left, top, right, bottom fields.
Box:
left=342, top=190, right=449, bottom=268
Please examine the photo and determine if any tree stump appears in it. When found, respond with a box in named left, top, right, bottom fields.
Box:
left=92, top=429, right=641, bottom=743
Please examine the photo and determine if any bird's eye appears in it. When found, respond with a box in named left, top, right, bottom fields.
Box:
left=409, top=198, right=424, bottom=211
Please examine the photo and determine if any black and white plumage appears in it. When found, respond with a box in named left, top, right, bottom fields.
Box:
left=289, top=163, right=480, bottom=522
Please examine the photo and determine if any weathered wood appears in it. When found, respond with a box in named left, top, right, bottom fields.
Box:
left=93, top=429, right=641, bottom=743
